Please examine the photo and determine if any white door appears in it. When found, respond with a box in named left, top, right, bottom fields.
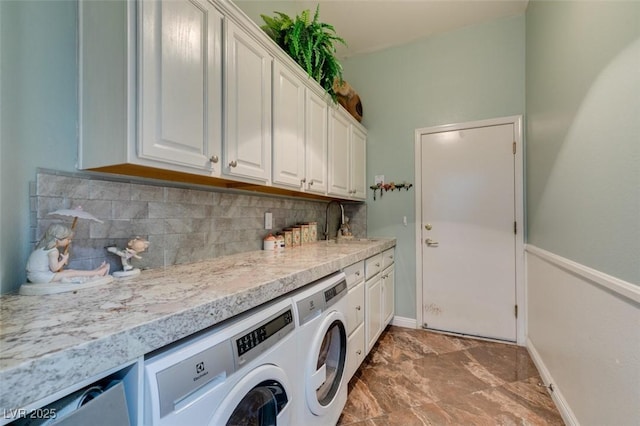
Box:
left=224, top=21, right=272, bottom=182
left=272, top=61, right=305, bottom=189
left=305, top=90, right=328, bottom=195
left=139, top=0, right=222, bottom=174
left=349, top=126, right=367, bottom=200
left=327, top=108, right=351, bottom=197
left=420, top=122, right=518, bottom=342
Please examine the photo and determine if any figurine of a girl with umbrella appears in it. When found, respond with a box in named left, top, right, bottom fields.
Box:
left=20, top=206, right=112, bottom=295
left=26, top=223, right=110, bottom=283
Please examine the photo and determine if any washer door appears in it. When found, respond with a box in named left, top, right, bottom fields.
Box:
left=305, top=311, right=347, bottom=416
left=210, top=365, right=292, bottom=426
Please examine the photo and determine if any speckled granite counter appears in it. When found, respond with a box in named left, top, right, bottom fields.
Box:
left=0, top=238, right=395, bottom=411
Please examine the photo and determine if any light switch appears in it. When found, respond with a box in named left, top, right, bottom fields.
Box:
left=265, top=212, right=273, bottom=229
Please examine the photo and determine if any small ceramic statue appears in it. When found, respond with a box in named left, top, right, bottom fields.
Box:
left=26, top=224, right=110, bottom=284
left=336, top=217, right=354, bottom=241
left=107, top=237, right=150, bottom=278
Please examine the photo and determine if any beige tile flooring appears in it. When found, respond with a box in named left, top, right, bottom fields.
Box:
left=338, top=326, right=564, bottom=425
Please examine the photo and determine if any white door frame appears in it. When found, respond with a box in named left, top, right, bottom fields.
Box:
left=414, top=115, right=526, bottom=345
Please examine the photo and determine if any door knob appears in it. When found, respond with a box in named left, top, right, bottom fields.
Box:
left=209, top=155, right=219, bottom=163
left=229, top=160, right=238, bottom=168
left=425, top=238, right=439, bottom=247
left=425, top=224, right=432, bottom=230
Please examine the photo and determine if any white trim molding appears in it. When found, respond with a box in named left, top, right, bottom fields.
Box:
left=525, top=244, right=640, bottom=303
left=390, top=316, right=417, bottom=329
left=526, top=245, right=640, bottom=424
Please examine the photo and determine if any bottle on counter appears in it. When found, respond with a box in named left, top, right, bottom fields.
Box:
left=263, top=233, right=277, bottom=251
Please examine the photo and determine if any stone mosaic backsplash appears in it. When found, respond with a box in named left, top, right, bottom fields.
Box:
left=30, top=169, right=366, bottom=274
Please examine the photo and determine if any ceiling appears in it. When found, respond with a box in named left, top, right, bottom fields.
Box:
left=234, top=0, right=529, bottom=59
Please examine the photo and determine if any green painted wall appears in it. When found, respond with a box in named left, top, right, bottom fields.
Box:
left=526, top=1, right=639, bottom=285
left=342, top=15, right=525, bottom=318
left=0, top=1, right=78, bottom=293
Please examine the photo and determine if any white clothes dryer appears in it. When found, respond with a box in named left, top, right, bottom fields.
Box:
left=144, top=297, right=297, bottom=426
left=290, top=272, right=349, bottom=426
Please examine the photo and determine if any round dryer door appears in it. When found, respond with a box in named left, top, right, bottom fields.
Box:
left=210, top=365, right=292, bottom=426
left=306, top=312, right=347, bottom=415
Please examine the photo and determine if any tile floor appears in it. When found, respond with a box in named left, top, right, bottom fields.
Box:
left=338, top=326, right=564, bottom=425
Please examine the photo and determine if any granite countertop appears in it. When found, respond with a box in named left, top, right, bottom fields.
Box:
left=0, top=238, right=395, bottom=411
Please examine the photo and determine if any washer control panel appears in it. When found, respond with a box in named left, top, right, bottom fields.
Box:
left=232, top=305, right=295, bottom=368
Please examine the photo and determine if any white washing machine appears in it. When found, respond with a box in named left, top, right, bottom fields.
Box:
left=290, top=272, right=349, bottom=426
left=144, top=297, right=298, bottom=426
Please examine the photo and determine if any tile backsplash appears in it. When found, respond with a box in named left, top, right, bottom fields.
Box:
left=31, top=169, right=366, bottom=274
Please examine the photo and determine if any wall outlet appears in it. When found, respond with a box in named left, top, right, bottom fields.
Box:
left=264, top=212, right=272, bottom=230
left=375, top=175, right=385, bottom=185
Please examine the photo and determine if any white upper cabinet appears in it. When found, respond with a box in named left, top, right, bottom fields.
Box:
left=79, top=0, right=223, bottom=176
left=350, top=125, right=367, bottom=199
left=328, top=107, right=366, bottom=200
left=272, top=60, right=329, bottom=195
left=224, top=20, right=272, bottom=183
left=328, top=107, right=351, bottom=197
left=79, top=0, right=365, bottom=200
left=139, top=0, right=223, bottom=175
left=304, top=89, right=329, bottom=195
left=272, top=61, right=306, bottom=189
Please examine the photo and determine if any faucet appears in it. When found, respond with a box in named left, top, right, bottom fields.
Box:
left=324, top=200, right=345, bottom=240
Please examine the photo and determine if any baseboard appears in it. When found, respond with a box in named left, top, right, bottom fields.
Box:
left=390, top=316, right=417, bottom=329
left=527, top=338, right=579, bottom=426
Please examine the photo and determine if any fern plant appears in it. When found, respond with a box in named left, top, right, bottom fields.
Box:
left=261, top=5, right=346, bottom=101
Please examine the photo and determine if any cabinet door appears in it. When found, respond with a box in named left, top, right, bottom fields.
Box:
left=350, top=125, right=367, bottom=199
left=347, top=323, right=365, bottom=381
left=328, top=107, right=351, bottom=197
left=139, top=0, right=223, bottom=174
left=225, top=21, right=272, bottom=182
left=365, top=275, right=382, bottom=353
left=347, top=280, right=365, bottom=335
left=305, top=90, right=328, bottom=195
left=382, top=264, right=395, bottom=326
left=272, top=62, right=305, bottom=189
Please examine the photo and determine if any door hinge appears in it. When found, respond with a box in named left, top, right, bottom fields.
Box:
left=513, top=141, right=516, bottom=154
left=514, top=221, right=517, bottom=234
left=515, top=305, right=518, bottom=318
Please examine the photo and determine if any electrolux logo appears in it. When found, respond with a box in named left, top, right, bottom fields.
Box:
left=193, top=361, right=208, bottom=382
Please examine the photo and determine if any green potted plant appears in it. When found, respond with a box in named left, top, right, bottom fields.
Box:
left=261, top=5, right=346, bottom=101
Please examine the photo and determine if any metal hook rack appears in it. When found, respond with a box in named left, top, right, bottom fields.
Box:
left=369, top=181, right=413, bottom=201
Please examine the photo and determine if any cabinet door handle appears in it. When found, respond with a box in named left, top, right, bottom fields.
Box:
left=355, top=271, right=360, bottom=276
left=375, top=262, right=380, bottom=267
left=301, top=178, right=306, bottom=185
left=210, top=155, right=219, bottom=163
left=356, top=305, right=361, bottom=311
left=356, top=350, right=362, bottom=355
left=308, top=179, right=314, bottom=186
left=229, top=160, right=238, bottom=168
